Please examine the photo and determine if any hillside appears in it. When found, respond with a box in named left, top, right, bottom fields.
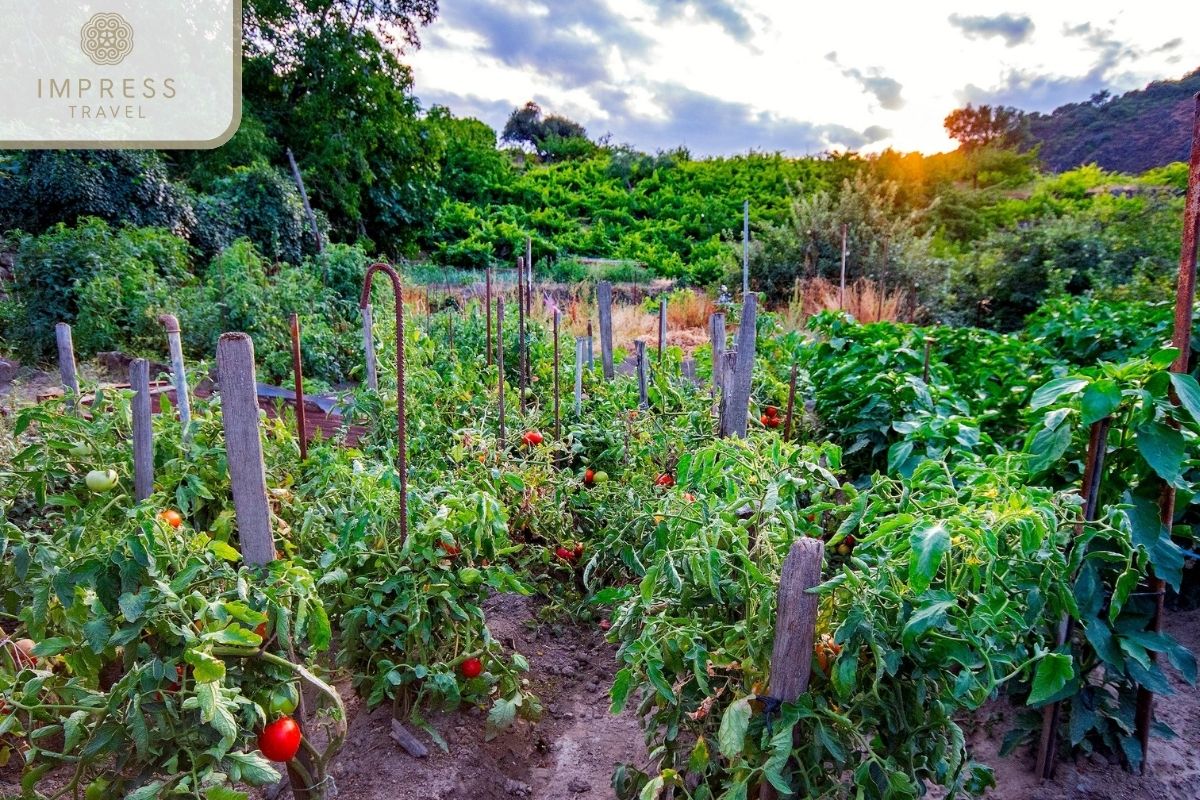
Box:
left=1026, top=68, right=1200, bottom=173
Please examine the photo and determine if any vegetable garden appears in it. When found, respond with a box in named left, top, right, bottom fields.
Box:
left=2, top=109, right=1200, bottom=800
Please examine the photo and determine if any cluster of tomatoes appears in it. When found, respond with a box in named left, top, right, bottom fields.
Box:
left=759, top=405, right=782, bottom=429
left=582, top=468, right=609, bottom=487
left=814, top=633, right=843, bottom=675
left=554, top=542, right=585, bottom=563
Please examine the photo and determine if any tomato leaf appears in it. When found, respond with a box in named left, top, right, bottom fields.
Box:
left=1028, top=652, right=1075, bottom=706
left=908, top=523, right=949, bottom=594
left=717, top=696, right=752, bottom=760
left=185, top=648, right=226, bottom=684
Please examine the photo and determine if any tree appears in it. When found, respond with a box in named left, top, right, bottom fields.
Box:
left=243, top=0, right=438, bottom=58
left=501, top=102, right=593, bottom=162
left=943, top=104, right=1028, bottom=150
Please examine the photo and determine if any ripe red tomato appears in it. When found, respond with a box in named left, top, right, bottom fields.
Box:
left=760, top=414, right=769, bottom=426
left=522, top=430, right=544, bottom=446
left=555, top=546, right=572, bottom=561
left=438, top=541, right=461, bottom=557
left=765, top=406, right=779, bottom=418
left=461, top=657, right=483, bottom=679
left=655, top=473, right=675, bottom=488
left=584, top=469, right=595, bottom=486
left=255, top=621, right=268, bottom=639
left=766, top=417, right=781, bottom=429
left=259, top=716, right=302, bottom=762
left=158, top=509, right=183, bottom=529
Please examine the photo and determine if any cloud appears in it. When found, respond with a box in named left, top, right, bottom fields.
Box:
left=429, top=0, right=653, bottom=88
left=825, top=52, right=905, bottom=110
left=948, top=13, right=1035, bottom=47
left=642, top=0, right=755, bottom=44
left=1153, top=38, right=1183, bottom=53
left=861, top=125, right=892, bottom=143
left=957, top=22, right=1142, bottom=112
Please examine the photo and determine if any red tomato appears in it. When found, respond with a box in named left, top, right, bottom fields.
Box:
left=438, top=541, right=461, bottom=557
left=555, top=546, right=572, bottom=561
left=599, top=619, right=611, bottom=631
left=259, top=716, right=302, bottom=762
left=760, top=414, right=769, bottom=426
left=461, top=657, right=483, bottom=679
left=522, top=430, right=544, bottom=446
left=158, top=509, right=183, bottom=529
left=255, top=622, right=268, bottom=639
left=682, top=492, right=696, bottom=503
left=584, top=469, right=595, bottom=486
left=655, top=473, right=675, bottom=488
left=766, top=417, right=781, bottom=429
left=765, top=406, right=779, bottom=418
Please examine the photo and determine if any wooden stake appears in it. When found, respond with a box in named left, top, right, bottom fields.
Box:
left=55, top=322, right=79, bottom=406
left=783, top=363, right=798, bottom=440
left=1135, top=92, right=1200, bottom=772
left=525, top=236, right=534, bottom=315
left=597, top=281, right=615, bottom=380
left=709, top=313, right=726, bottom=394
left=362, top=304, right=378, bottom=391
left=290, top=314, right=308, bottom=461
left=159, top=314, right=191, bottom=434
left=718, top=349, right=737, bottom=436
left=726, top=294, right=758, bottom=438
left=586, top=321, right=594, bottom=368
left=553, top=310, right=561, bottom=440
left=574, top=337, right=585, bottom=416
left=876, top=236, right=889, bottom=323
left=486, top=268, right=494, bottom=367
left=517, top=258, right=527, bottom=411
left=658, top=299, right=667, bottom=363
left=759, top=538, right=825, bottom=799
left=839, top=223, right=848, bottom=311
left=636, top=340, right=649, bottom=409
left=130, top=358, right=153, bottom=502
left=216, top=334, right=275, bottom=567
left=922, top=335, right=935, bottom=384
left=286, top=148, right=324, bottom=253
left=742, top=199, right=750, bottom=296
left=497, top=300, right=506, bottom=447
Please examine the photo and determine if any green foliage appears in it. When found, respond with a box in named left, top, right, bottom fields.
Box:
left=4, top=218, right=191, bottom=360
left=193, top=164, right=317, bottom=264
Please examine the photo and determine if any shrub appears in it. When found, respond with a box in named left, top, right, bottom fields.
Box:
left=192, top=165, right=315, bottom=264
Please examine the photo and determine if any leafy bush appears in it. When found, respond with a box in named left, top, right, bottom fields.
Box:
left=192, top=164, right=316, bottom=264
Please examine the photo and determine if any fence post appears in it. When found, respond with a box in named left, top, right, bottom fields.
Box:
left=216, top=334, right=276, bottom=566
left=486, top=268, right=494, bottom=367
left=553, top=310, right=561, bottom=440
left=361, top=303, right=378, bottom=391
left=759, top=537, right=825, bottom=799
left=497, top=300, right=506, bottom=448
left=1135, top=93, right=1200, bottom=772
left=718, top=350, right=737, bottom=436
left=586, top=321, right=594, bottom=369
left=839, top=223, right=848, bottom=310
left=130, top=358, right=154, bottom=502
left=658, top=299, right=667, bottom=363
left=922, top=335, right=935, bottom=384
left=636, top=340, right=649, bottom=409
left=783, top=363, right=799, bottom=441
left=158, top=314, right=192, bottom=435
left=290, top=314, right=308, bottom=461
left=597, top=281, right=614, bottom=380
left=55, top=323, right=79, bottom=406
left=574, top=337, right=585, bottom=416
left=742, top=199, right=750, bottom=296
left=709, top=313, right=725, bottom=393
left=726, top=294, right=758, bottom=438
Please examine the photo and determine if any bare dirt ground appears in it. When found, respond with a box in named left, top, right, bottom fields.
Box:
left=266, top=593, right=646, bottom=800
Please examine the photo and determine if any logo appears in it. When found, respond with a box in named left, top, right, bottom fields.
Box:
left=80, top=12, right=134, bottom=66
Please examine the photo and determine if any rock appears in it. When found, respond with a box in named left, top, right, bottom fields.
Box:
left=505, top=778, right=532, bottom=797
left=568, top=777, right=591, bottom=794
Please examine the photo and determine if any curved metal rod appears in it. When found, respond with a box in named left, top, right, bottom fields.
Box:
left=360, top=262, right=408, bottom=542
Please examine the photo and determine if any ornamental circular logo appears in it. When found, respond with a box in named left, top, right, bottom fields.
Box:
left=80, top=13, right=134, bottom=66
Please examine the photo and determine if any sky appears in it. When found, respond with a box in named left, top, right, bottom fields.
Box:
left=401, top=0, right=1200, bottom=156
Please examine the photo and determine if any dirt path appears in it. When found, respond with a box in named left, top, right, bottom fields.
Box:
left=294, top=594, right=646, bottom=800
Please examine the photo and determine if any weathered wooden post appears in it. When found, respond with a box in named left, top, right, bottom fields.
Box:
left=597, top=281, right=614, bottom=380
left=742, top=199, right=750, bottom=296
left=922, top=335, right=935, bottom=384
left=839, top=223, right=848, bottom=311
left=361, top=302, right=378, bottom=391
left=497, top=300, right=506, bottom=447
left=709, top=313, right=726, bottom=394
left=726, top=294, right=758, bottom=438
left=360, top=263, right=408, bottom=543
left=216, top=334, right=276, bottom=566
left=759, top=537, right=826, bottom=800
left=159, top=314, right=192, bottom=434
left=1135, top=92, right=1200, bottom=772
left=55, top=322, right=79, bottom=406
left=1036, top=417, right=1112, bottom=779
left=130, top=358, right=154, bottom=502
left=574, top=337, right=585, bottom=416
left=517, top=257, right=527, bottom=411
left=290, top=314, right=308, bottom=461
left=718, top=349, right=737, bottom=436
left=658, top=298, right=667, bottom=363
left=586, top=321, right=594, bottom=369
left=635, top=340, right=649, bottom=409
left=486, top=268, right=494, bottom=366
left=783, top=363, right=799, bottom=441
left=553, top=310, right=561, bottom=440
left=876, top=236, right=890, bottom=322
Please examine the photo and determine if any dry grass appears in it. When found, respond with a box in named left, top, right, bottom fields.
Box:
left=776, top=277, right=915, bottom=330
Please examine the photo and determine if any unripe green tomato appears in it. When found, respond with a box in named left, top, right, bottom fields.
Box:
left=85, top=469, right=118, bottom=493
left=268, top=683, right=299, bottom=716
left=593, top=470, right=609, bottom=484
